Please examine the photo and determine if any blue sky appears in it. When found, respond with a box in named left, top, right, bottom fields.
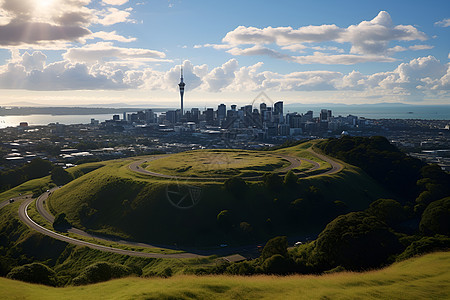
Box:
left=0, top=0, right=448, bottom=107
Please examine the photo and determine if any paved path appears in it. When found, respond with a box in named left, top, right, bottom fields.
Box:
left=19, top=196, right=208, bottom=259
left=0, top=194, right=32, bottom=210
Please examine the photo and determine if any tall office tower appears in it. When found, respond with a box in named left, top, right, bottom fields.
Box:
left=231, top=104, right=237, bottom=111
left=260, top=102, right=267, bottom=113
left=218, top=103, right=226, bottom=120
left=274, top=101, right=283, bottom=115
left=320, top=109, right=329, bottom=121
left=178, top=67, right=185, bottom=115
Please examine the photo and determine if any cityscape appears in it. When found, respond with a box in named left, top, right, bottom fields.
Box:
left=0, top=0, right=449, bottom=298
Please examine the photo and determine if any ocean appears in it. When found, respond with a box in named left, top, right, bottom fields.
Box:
left=0, top=105, right=449, bottom=129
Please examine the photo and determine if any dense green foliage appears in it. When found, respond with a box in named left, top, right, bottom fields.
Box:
left=6, top=263, right=58, bottom=286
left=310, top=211, right=402, bottom=270
left=53, top=212, right=71, bottom=231
left=0, top=158, right=53, bottom=192
left=420, top=197, right=450, bottom=235
left=51, top=167, right=74, bottom=186
left=317, top=136, right=424, bottom=198
left=72, top=261, right=138, bottom=285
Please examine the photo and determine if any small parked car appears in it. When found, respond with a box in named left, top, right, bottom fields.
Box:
left=294, top=241, right=303, bottom=247
left=9, top=199, right=14, bottom=203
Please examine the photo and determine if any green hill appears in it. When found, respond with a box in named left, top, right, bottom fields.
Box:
left=47, top=143, right=392, bottom=246
left=0, top=251, right=448, bottom=300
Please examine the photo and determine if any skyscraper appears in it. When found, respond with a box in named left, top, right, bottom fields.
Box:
left=178, top=67, right=185, bottom=115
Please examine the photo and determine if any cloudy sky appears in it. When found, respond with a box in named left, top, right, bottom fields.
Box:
left=0, top=0, right=449, bottom=107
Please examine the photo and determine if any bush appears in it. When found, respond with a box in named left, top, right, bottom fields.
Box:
left=6, top=263, right=57, bottom=286
left=262, top=236, right=288, bottom=260
left=263, top=173, right=283, bottom=192
left=311, top=211, right=402, bottom=270
left=284, top=170, right=298, bottom=187
left=262, top=254, right=290, bottom=274
left=396, top=235, right=450, bottom=261
left=420, top=197, right=450, bottom=235
left=224, top=177, right=247, bottom=197
left=51, top=166, right=74, bottom=186
left=72, top=261, right=136, bottom=285
left=53, top=212, right=71, bottom=230
left=367, top=199, right=407, bottom=226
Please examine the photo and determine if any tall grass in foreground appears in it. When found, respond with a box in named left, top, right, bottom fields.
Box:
left=1, top=251, right=449, bottom=300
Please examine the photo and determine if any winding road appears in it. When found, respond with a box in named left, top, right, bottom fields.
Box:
left=6, top=147, right=343, bottom=259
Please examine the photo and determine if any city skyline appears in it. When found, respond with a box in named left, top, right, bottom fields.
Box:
left=0, top=0, right=449, bottom=107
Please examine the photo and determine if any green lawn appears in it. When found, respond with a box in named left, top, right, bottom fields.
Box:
left=0, top=251, right=448, bottom=299
left=144, top=149, right=290, bottom=178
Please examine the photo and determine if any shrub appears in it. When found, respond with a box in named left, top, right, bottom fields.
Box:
left=51, top=166, right=74, bottom=186
left=396, top=235, right=450, bottom=261
left=420, top=197, right=450, bottom=235
left=6, top=263, right=57, bottom=286
left=72, top=261, right=136, bottom=285
left=224, top=177, right=247, bottom=197
left=311, top=211, right=402, bottom=270
left=262, top=236, right=288, bottom=260
left=367, top=199, right=407, bottom=226
left=53, top=212, right=71, bottom=230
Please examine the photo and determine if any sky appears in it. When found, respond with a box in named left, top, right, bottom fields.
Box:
left=0, top=0, right=449, bottom=107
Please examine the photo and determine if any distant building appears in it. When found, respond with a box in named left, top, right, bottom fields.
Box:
left=218, top=104, right=226, bottom=120
left=19, top=122, right=28, bottom=127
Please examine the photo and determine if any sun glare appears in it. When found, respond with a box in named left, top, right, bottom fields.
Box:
left=34, top=0, right=56, bottom=12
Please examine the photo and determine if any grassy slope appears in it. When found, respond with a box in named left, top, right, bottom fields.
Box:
left=0, top=200, right=215, bottom=281
left=0, top=161, right=107, bottom=202
left=145, top=149, right=289, bottom=177
left=47, top=143, right=392, bottom=245
left=0, top=251, right=449, bottom=300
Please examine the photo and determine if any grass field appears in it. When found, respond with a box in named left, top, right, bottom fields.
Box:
left=0, top=251, right=448, bottom=299
left=144, top=150, right=290, bottom=177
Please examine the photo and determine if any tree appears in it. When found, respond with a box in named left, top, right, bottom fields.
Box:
left=367, top=199, right=406, bottom=226
left=261, top=236, right=288, bottom=260
left=420, top=197, right=450, bottom=235
left=224, top=177, right=247, bottom=197
left=217, top=210, right=231, bottom=229
left=263, top=173, right=283, bottom=192
left=6, top=263, right=58, bottom=286
left=284, top=170, right=298, bottom=187
left=53, top=212, right=70, bottom=230
left=311, top=212, right=402, bottom=270
left=51, top=166, right=73, bottom=186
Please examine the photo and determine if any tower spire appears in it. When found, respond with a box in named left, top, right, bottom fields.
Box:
left=178, top=65, right=185, bottom=116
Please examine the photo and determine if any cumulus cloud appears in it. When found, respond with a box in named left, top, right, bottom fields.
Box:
left=0, top=50, right=448, bottom=102
left=212, top=11, right=428, bottom=64
left=0, top=0, right=134, bottom=47
left=90, top=31, right=136, bottom=42
left=102, top=0, right=129, bottom=5
left=63, top=42, right=167, bottom=64
left=94, top=7, right=134, bottom=26
left=435, top=18, right=450, bottom=27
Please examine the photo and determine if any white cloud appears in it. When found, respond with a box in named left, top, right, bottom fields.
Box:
left=215, top=11, right=428, bottom=64
left=435, top=18, right=450, bottom=27
left=90, top=31, right=136, bottom=43
left=0, top=50, right=448, bottom=102
left=0, top=0, right=135, bottom=47
left=94, top=7, right=133, bottom=26
left=102, top=0, right=129, bottom=5
left=63, top=42, right=168, bottom=65
left=409, top=45, right=434, bottom=51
